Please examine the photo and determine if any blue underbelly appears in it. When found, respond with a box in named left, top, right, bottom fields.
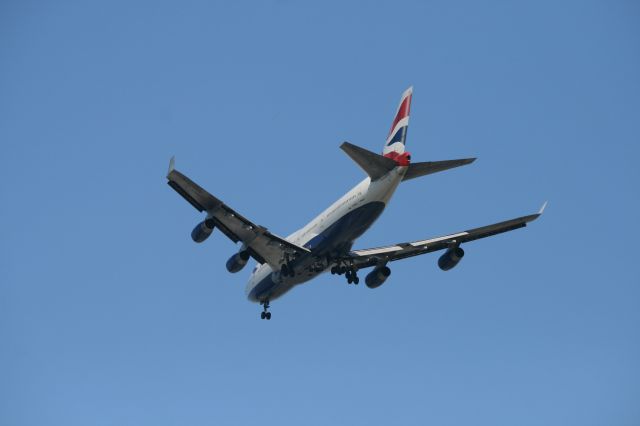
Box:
left=304, top=201, right=386, bottom=253
left=248, top=201, right=386, bottom=302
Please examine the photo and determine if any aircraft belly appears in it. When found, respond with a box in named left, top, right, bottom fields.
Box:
left=247, top=201, right=388, bottom=303
left=247, top=273, right=308, bottom=302
left=308, top=201, right=386, bottom=253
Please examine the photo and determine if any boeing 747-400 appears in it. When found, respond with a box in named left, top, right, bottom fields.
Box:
left=167, top=87, right=545, bottom=319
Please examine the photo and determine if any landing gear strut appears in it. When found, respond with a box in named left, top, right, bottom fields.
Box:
left=330, top=263, right=359, bottom=285
left=260, top=300, right=272, bottom=320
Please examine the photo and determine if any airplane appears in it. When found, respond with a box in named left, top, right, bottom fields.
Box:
left=167, top=87, right=545, bottom=320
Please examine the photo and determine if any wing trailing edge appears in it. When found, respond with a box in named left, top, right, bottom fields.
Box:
left=344, top=204, right=545, bottom=269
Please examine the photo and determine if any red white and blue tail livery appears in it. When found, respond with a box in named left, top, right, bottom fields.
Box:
left=167, top=87, right=545, bottom=320
left=384, top=86, right=412, bottom=156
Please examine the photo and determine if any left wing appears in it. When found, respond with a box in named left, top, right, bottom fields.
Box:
left=166, top=157, right=310, bottom=267
left=345, top=204, right=546, bottom=269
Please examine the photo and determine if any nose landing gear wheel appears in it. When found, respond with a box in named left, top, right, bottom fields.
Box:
left=260, top=300, right=271, bottom=320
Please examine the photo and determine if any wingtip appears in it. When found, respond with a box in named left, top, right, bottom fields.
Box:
left=539, top=201, right=548, bottom=215
left=167, top=156, right=175, bottom=177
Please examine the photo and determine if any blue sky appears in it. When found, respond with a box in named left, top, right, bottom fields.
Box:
left=1, top=1, right=639, bottom=425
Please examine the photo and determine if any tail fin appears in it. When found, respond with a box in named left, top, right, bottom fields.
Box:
left=383, top=86, right=413, bottom=156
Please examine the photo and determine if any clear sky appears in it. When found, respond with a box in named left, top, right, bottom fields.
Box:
left=1, top=1, right=639, bottom=425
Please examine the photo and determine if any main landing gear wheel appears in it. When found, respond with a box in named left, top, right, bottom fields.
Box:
left=330, top=263, right=359, bottom=284
left=345, top=269, right=359, bottom=285
left=260, top=300, right=271, bottom=320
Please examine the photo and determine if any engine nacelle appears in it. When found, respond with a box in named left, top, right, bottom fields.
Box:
left=226, top=250, right=250, bottom=273
left=191, top=219, right=215, bottom=243
left=365, top=265, right=391, bottom=289
left=438, top=246, right=465, bottom=271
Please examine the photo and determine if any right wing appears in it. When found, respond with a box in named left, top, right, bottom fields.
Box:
left=346, top=203, right=546, bottom=269
left=166, top=157, right=310, bottom=267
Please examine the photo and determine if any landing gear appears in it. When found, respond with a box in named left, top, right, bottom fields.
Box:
left=260, top=300, right=272, bottom=320
left=280, top=253, right=297, bottom=278
left=345, top=270, right=360, bottom=284
left=260, top=311, right=272, bottom=320
left=332, top=262, right=359, bottom=284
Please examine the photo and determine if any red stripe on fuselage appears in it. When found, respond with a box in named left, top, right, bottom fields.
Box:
left=387, top=94, right=412, bottom=138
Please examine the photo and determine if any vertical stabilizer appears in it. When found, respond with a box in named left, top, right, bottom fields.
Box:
left=383, top=86, right=413, bottom=156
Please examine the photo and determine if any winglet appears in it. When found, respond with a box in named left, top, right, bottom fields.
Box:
left=539, top=201, right=548, bottom=215
left=167, top=156, right=176, bottom=177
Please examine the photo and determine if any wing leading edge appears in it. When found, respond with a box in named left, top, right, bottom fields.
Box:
left=346, top=204, right=546, bottom=269
left=166, top=157, right=310, bottom=267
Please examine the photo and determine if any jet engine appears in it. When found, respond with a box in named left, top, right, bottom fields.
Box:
left=365, top=265, right=391, bottom=289
left=226, top=250, right=250, bottom=273
left=191, top=219, right=215, bottom=243
left=438, top=246, right=465, bottom=271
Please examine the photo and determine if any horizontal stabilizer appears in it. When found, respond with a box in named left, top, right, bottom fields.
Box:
left=402, top=158, right=476, bottom=181
left=340, top=142, right=397, bottom=180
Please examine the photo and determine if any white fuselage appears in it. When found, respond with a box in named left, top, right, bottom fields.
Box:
left=245, top=165, right=407, bottom=302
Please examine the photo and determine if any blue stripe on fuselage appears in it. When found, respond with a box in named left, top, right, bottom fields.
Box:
left=248, top=201, right=386, bottom=302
